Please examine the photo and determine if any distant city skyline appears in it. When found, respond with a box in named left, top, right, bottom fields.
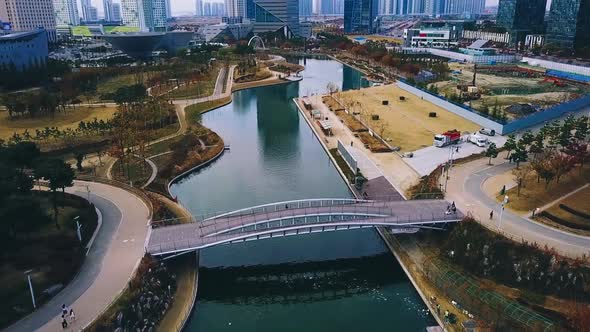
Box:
left=79, top=0, right=552, bottom=17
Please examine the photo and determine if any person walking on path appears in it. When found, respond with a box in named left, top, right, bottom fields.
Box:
left=61, top=315, right=68, bottom=329
left=61, top=304, right=68, bottom=316
left=69, top=309, right=76, bottom=323
left=489, top=210, right=494, bottom=219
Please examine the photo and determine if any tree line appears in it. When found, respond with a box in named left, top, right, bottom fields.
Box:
left=503, top=115, right=589, bottom=194
left=0, top=141, right=75, bottom=241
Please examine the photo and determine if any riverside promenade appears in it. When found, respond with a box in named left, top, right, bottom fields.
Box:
left=5, top=181, right=150, bottom=332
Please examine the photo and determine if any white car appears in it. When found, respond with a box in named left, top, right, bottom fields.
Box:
left=479, top=128, right=496, bottom=136
left=468, top=134, right=488, bottom=147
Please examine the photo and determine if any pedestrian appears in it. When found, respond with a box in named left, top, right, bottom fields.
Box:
left=350, top=141, right=353, bottom=147
left=285, top=204, right=289, bottom=210
left=61, top=304, right=68, bottom=316
left=61, top=315, right=68, bottom=329
left=69, top=309, right=76, bottom=323
left=489, top=210, right=494, bottom=219
left=452, top=205, right=457, bottom=214
left=451, top=201, right=456, bottom=210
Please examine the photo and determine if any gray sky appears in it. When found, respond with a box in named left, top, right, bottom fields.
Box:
left=90, top=0, right=551, bottom=17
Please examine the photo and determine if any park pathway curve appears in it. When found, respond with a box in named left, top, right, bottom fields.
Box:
left=446, top=158, right=590, bottom=258
left=4, top=181, right=150, bottom=332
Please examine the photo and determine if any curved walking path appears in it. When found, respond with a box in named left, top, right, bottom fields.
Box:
left=446, top=158, right=590, bottom=258
left=5, top=181, right=150, bottom=332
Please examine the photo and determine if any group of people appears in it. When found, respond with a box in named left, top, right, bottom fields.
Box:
left=60, top=304, right=75, bottom=329
left=445, top=202, right=457, bottom=215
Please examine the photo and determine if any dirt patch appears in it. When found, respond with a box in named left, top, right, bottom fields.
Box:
left=336, top=84, right=479, bottom=152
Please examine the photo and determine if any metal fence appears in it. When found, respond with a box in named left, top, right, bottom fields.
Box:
left=502, top=95, right=590, bottom=134
left=424, top=260, right=555, bottom=331
left=337, top=140, right=358, bottom=175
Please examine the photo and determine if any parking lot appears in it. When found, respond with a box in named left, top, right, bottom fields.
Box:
left=404, top=134, right=507, bottom=176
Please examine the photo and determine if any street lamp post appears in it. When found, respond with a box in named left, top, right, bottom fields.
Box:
left=73, top=216, right=82, bottom=243
left=24, top=270, right=36, bottom=309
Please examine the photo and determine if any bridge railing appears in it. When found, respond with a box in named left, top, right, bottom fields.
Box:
left=193, top=203, right=461, bottom=238
left=147, top=209, right=462, bottom=255
left=199, top=198, right=374, bottom=221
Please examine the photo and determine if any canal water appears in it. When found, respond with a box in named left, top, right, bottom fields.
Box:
left=170, top=57, right=435, bottom=331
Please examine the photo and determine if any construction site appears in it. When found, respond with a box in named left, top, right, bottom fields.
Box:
left=433, top=62, right=590, bottom=120
left=330, top=84, right=480, bottom=152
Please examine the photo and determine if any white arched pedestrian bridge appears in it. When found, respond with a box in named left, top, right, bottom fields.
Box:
left=146, top=198, right=462, bottom=257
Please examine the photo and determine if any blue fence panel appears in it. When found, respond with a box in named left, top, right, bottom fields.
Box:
left=502, top=95, right=590, bottom=134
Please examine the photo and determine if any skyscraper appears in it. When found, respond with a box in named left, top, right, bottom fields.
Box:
left=225, top=0, right=245, bottom=17
left=445, top=0, right=485, bottom=15
left=121, top=0, right=142, bottom=27
left=165, top=0, right=172, bottom=18
left=196, top=0, right=204, bottom=15
left=300, top=0, right=312, bottom=17
left=81, top=0, right=93, bottom=21
left=344, top=0, right=378, bottom=34
left=0, top=0, right=57, bottom=41
left=245, top=0, right=300, bottom=37
left=104, top=0, right=114, bottom=21
left=546, top=0, right=590, bottom=52
left=121, top=0, right=167, bottom=31
left=321, top=0, right=334, bottom=14
left=496, top=0, right=546, bottom=34
left=88, top=6, right=98, bottom=21
left=112, top=3, right=122, bottom=21
left=53, top=0, right=79, bottom=26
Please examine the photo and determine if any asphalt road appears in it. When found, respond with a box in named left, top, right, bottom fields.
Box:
left=449, top=160, right=590, bottom=258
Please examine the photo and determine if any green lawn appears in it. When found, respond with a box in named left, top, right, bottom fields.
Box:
left=0, top=192, right=97, bottom=329
left=501, top=165, right=590, bottom=213
left=71, top=26, right=92, bottom=36
left=104, top=26, right=140, bottom=34
left=166, top=68, right=220, bottom=100
left=112, top=156, right=152, bottom=187
left=185, top=97, right=231, bottom=124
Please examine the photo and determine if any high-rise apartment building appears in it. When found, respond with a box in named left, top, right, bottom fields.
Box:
left=299, top=0, right=312, bottom=17
left=196, top=0, right=204, bottom=16
left=203, top=1, right=225, bottom=16
left=497, top=0, right=546, bottom=41
left=104, top=0, right=114, bottom=21
left=245, top=0, right=300, bottom=37
left=53, top=0, right=79, bottom=26
left=165, top=0, right=172, bottom=18
left=81, top=0, right=93, bottom=21
left=121, top=0, right=142, bottom=27
left=88, top=6, right=98, bottom=21
left=344, top=0, right=378, bottom=34
left=445, top=0, right=485, bottom=15
left=546, top=0, right=590, bottom=51
left=121, top=0, right=167, bottom=31
left=112, top=3, right=122, bottom=21
left=0, top=0, right=57, bottom=41
left=225, top=0, right=245, bottom=17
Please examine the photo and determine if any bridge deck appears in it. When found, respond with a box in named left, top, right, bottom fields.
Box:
left=147, top=199, right=461, bottom=256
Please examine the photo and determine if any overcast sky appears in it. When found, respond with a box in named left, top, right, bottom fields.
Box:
left=89, top=0, right=551, bottom=16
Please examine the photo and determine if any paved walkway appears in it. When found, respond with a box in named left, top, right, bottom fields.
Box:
left=301, top=95, right=419, bottom=193
left=147, top=199, right=460, bottom=255
left=5, top=181, right=150, bottom=332
left=446, top=158, right=590, bottom=258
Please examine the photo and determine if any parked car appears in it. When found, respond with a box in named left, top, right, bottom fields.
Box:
left=479, top=128, right=496, bottom=136
left=468, top=134, right=488, bottom=147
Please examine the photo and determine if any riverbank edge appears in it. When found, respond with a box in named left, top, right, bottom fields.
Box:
left=292, top=98, right=357, bottom=195
left=293, top=95, right=444, bottom=330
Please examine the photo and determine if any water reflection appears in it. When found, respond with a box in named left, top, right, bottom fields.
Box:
left=198, top=254, right=403, bottom=305
left=256, top=83, right=300, bottom=165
